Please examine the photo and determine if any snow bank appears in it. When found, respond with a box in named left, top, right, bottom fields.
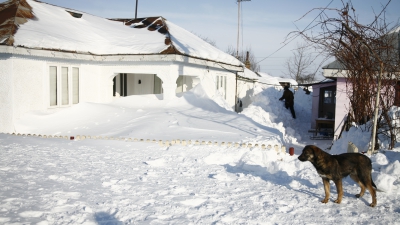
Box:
left=241, top=85, right=312, bottom=144
left=246, top=84, right=400, bottom=195
left=3, top=81, right=400, bottom=223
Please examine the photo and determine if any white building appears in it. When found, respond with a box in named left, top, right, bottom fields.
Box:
left=0, top=0, right=257, bottom=133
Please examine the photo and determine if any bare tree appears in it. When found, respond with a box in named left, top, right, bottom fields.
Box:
left=284, top=42, right=316, bottom=83
left=294, top=1, right=400, bottom=149
left=226, top=46, right=260, bottom=72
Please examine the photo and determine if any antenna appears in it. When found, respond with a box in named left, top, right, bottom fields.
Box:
left=237, top=0, right=251, bottom=58
left=135, top=0, right=138, bottom=19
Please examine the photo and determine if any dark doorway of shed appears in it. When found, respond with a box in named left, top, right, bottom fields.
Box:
left=176, top=75, right=198, bottom=94
left=113, top=73, right=162, bottom=97
left=319, top=86, right=336, bottom=119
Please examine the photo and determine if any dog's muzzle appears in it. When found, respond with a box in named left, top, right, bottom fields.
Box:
left=298, top=154, right=307, bottom=162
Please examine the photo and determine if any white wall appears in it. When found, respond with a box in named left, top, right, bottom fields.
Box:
left=130, top=74, right=155, bottom=95
left=0, top=57, right=14, bottom=133
left=334, top=77, right=350, bottom=138
left=79, top=64, right=104, bottom=103
left=0, top=57, right=46, bottom=133
left=13, top=58, right=44, bottom=115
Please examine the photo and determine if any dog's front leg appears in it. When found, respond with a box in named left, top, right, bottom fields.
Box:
left=322, top=178, right=330, bottom=203
left=333, top=179, right=343, bottom=204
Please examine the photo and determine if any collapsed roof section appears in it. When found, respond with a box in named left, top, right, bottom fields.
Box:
left=0, top=0, right=35, bottom=45
left=110, top=17, right=179, bottom=55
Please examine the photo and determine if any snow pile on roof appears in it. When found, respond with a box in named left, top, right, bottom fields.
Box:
left=389, top=24, right=400, bottom=34
left=257, top=72, right=298, bottom=86
left=238, top=68, right=259, bottom=80
left=256, top=72, right=281, bottom=85
left=277, top=77, right=298, bottom=85
left=3, top=0, right=241, bottom=66
left=165, top=21, right=241, bottom=65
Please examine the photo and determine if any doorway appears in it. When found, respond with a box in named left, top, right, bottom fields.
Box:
left=113, top=73, right=162, bottom=96
left=319, top=86, right=336, bottom=119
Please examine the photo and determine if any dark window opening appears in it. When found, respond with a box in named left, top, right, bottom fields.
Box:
left=66, top=10, right=83, bottom=18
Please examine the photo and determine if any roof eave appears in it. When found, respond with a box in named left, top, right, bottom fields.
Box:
left=0, top=45, right=243, bottom=71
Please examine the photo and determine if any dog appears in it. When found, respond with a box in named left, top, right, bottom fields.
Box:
left=298, top=145, right=377, bottom=207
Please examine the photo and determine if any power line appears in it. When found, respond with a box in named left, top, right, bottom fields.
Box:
left=254, top=57, right=288, bottom=58
left=256, top=0, right=334, bottom=64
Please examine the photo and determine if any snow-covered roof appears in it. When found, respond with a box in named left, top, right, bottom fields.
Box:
left=322, top=60, right=345, bottom=70
left=237, top=68, right=259, bottom=80
left=0, top=0, right=242, bottom=67
left=389, top=24, right=400, bottom=34
left=322, top=60, right=349, bottom=78
left=256, top=72, right=280, bottom=85
left=309, top=78, right=336, bottom=88
left=277, top=77, right=298, bottom=85
left=256, top=72, right=298, bottom=86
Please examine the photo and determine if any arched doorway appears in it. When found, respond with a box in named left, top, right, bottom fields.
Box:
left=175, top=75, right=199, bottom=94
left=113, top=73, right=163, bottom=96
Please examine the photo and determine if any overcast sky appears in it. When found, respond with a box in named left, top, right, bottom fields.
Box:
left=26, top=0, right=400, bottom=80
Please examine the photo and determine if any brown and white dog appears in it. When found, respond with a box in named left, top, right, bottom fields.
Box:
left=298, top=145, right=377, bottom=207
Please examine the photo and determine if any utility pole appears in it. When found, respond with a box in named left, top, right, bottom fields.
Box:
left=236, top=0, right=251, bottom=58
left=235, top=0, right=250, bottom=114
left=135, top=0, right=138, bottom=19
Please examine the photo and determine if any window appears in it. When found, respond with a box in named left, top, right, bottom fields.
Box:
left=323, top=90, right=336, bottom=104
left=216, top=75, right=227, bottom=99
left=224, top=76, right=227, bottom=97
left=72, top=68, right=79, bottom=104
left=62, top=67, right=69, bottom=105
left=49, top=66, right=57, bottom=106
left=49, top=66, right=80, bottom=107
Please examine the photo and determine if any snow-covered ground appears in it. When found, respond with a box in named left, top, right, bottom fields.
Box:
left=1, top=84, right=400, bottom=224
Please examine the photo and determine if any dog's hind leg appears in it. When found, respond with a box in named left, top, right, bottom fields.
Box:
left=333, top=179, right=343, bottom=204
left=322, top=178, right=330, bottom=203
left=366, top=183, right=377, bottom=207
left=351, top=173, right=377, bottom=207
left=350, top=174, right=366, bottom=198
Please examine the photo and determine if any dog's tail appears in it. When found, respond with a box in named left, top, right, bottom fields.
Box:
left=372, top=180, right=377, bottom=189
left=371, top=179, right=385, bottom=192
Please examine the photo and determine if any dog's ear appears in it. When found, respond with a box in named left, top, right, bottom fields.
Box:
left=311, top=145, right=325, bottom=159
left=309, top=145, right=321, bottom=159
